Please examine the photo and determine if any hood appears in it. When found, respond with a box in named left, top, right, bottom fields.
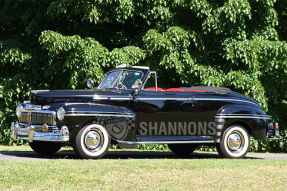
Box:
left=30, top=88, right=127, bottom=105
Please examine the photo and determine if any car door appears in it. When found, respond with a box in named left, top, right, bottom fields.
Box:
left=134, top=89, right=198, bottom=141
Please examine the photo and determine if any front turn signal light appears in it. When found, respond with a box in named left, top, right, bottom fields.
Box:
left=42, top=124, right=48, bottom=132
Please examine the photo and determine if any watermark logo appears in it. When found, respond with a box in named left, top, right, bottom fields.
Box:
left=139, top=121, right=216, bottom=136
left=106, top=118, right=129, bottom=140
left=104, top=118, right=216, bottom=139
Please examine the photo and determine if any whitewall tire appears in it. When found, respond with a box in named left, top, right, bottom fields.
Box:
left=73, top=124, right=111, bottom=159
left=216, top=125, right=250, bottom=159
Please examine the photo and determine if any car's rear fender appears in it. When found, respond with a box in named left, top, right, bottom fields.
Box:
left=214, top=104, right=269, bottom=142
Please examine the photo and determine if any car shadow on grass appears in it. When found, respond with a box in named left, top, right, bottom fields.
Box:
left=0, top=150, right=261, bottom=160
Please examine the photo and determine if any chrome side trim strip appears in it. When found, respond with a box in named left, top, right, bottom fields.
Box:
left=93, top=96, right=110, bottom=100
left=215, top=116, right=271, bottom=119
left=138, top=98, right=192, bottom=101
left=90, top=96, right=258, bottom=105
left=65, top=113, right=134, bottom=118
left=64, top=102, right=95, bottom=106
left=193, top=98, right=258, bottom=105
left=93, top=96, right=131, bottom=100
left=66, top=111, right=134, bottom=115
left=217, top=114, right=270, bottom=117
left=117, top=140, right=215, bottom=144
left=110, top=97, right=131, bottom=100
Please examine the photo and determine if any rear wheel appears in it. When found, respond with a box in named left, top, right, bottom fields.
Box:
left=216, top=125, right=250, bottom=158
left=168, top=144, right=198, bottom=156
left=29, top=141, right=62, bottom=155
left=73, top=124, right=111, bottom=159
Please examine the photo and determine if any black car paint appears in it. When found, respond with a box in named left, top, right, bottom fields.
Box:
left=28, top=67, right=269, bottom=144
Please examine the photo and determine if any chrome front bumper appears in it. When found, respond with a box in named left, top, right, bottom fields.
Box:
left=10, top=122, right=69, bottom=142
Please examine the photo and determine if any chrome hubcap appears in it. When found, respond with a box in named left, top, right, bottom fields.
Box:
left=227, top=133, right=242, bottom=151
left=84, top=131, right=101, bottom=150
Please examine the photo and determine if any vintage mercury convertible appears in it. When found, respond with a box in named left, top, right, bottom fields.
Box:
left=11, top=66, right=279, bottom=159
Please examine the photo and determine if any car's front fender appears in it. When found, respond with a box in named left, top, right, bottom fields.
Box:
left=57, top=103, right=136, bottom=142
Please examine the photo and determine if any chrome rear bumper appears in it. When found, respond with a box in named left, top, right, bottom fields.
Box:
left=10, top=122, right=69, bottom=142
left=267, top=122, right=280, bottom=141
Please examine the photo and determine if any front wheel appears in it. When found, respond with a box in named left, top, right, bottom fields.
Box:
left=29, top=141, right=62, bottom=155
left=73, top=124, right=111, bottom=159
left=168, top=144, right=198, bottom=156
left=216, top=125, right=250, bottom=159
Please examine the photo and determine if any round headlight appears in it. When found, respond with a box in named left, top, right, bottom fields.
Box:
left=16, top=105, right=24, bottom=118
left=57, top=107, right=65, bottom=121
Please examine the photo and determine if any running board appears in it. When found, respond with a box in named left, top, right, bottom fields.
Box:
left=117, top=140, right=215, bottom=144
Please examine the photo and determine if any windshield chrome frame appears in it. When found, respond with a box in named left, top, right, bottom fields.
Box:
left=142, top=71, right=157, bottom=91
left=98, top=69, right=145, bottom=90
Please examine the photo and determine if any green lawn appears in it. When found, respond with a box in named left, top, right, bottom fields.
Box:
left=0, top=145, right=287, bottom=191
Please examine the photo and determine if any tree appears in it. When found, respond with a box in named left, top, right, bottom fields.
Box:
left=275, top=0, right=287, bottom=41
left=0, top=0, right=286, bottom=151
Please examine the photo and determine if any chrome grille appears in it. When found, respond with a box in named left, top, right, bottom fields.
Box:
left=19, top=111, right=56, bottom=125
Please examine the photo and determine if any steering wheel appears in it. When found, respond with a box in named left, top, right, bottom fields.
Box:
left=117, top=83, right=127, bottom=90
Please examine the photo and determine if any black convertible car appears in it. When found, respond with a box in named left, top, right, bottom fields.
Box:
left=11, top=66, right=279, bottom=159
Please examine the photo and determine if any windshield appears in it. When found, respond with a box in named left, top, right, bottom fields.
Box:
left=99, top=70, right=144, bottom=89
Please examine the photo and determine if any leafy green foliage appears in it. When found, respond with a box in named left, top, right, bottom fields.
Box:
left=38, top=30, right=145, bottom=88
left=0, top=0, right=287, bottom=152
left=138, top=144, right=169, bottom=151
left=275, top=0, right=287, bottom=41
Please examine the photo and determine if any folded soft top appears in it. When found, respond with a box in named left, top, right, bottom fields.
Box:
left=180, top=86, right=231, bottom=94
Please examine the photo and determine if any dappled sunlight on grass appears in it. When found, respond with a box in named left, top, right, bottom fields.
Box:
left=0, top=145, right=287, bottom=190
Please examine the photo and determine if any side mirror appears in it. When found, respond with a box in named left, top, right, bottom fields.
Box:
left=133, top=79, right=143, bottom=95
left=87, top=79, right=94, bottom=89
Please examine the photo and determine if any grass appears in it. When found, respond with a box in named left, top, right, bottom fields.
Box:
left=0, top=145, right=287, bottom=191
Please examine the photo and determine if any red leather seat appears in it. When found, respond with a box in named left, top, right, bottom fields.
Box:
left=165, top=88, right=184, bottom=91
left=145, top=87, right=164, bottom=91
